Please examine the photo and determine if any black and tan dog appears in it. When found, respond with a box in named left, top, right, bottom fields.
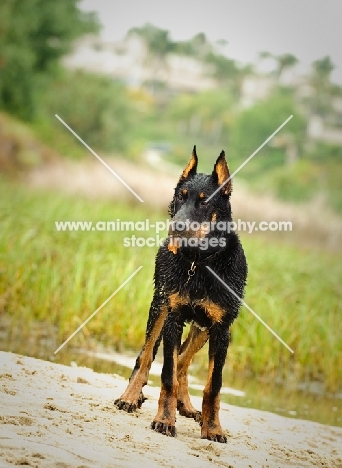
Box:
left=115, top=146, right=247, bottom=443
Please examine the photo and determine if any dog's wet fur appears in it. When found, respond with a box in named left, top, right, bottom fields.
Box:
left=115, top=146, right=247, bottom=442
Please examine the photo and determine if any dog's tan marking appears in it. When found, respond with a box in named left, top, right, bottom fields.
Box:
left=201, top=356, right=224, bottom=440
left=117, top=305, right=168, bottom=403
left=167, top=236, right=181, bottom=254
left=182, top=189, right=188, bottom=195
left=214, top=150, right=232, bottom=195
left=180, top=147, right=197, bottom=180
left=211, top=212, right=217, bottom=222
left=177, top=324, right=208, bottom=419
left=153, top=348, right=179, bottom=429
left=192, top=224, right=210, bottom=238
left=199, top=192, right=206, bottom=199
left=169, top=292, right=189, bottom=310
left=199, top=300, right=225, bottom=323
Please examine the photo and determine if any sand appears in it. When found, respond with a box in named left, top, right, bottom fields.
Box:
left=0, top=351, right=341, bottom=468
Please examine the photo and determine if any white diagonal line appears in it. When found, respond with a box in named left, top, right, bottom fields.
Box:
left=206, top=115, right=293, bottom=202
left=54, top=266, right=143, bottom=354
left=55, top=114, right=144, bottom=203
left=206, top=266, right=294, bottom=353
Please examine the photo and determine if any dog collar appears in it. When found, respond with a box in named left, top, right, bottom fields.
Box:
left=184, top=249, right=222, bottom=283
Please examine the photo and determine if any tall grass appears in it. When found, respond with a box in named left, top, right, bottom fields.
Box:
left=0, top=179, right=341, bottom=392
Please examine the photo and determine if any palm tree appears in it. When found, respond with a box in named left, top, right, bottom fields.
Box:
left=205, top=52, right=249, bottom=99
left=276, top=53, right=298, bottom=78
left=258, top=51, right=273, bottom=61
left=257, top=51, right=274, bottom=71
left=310, top=56, right=335, bottom=116
left=257, top=52, right=298, bottom=79
left=312, top=56, right=334, bottom=85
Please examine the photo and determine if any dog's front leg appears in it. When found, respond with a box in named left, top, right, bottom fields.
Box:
left=201, top=325, right=230, bottom=443
left=115, top=298, right=167, bottom=412
left=151, top=312, right=182, bottom=437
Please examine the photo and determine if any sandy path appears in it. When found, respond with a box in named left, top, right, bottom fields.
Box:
left=0, top=352, right=341, bottom=468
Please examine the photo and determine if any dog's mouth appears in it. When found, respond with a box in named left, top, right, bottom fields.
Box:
left=168, top=221, right=210, bottom=239
left=167, top=221, right=224, bottom=255
left=168, top=221, right=205, bottom=254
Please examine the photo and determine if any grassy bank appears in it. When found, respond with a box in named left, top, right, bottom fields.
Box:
left=0, top=179, right=341, bottom=392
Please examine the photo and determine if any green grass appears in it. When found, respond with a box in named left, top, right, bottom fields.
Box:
left=0, top=179, right=341, bottom=392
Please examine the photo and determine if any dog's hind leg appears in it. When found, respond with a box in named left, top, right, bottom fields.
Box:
left=201, top=325, right=230, bottom=443
left=115, top=297, right=168, bottom=413
left=177, top=323, right=208, bottom=422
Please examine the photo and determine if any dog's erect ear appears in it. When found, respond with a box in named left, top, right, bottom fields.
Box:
left=180, top=145, right=198, bottom=181
left=212, top=150, right=232, bottom=195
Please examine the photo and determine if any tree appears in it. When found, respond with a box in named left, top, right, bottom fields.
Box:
left=275, top=53, right=298, bottom=78
left=257, top=52, right=298, bottom=79
left=312, top=56, right=335, bottom=82
left=204, top=52, right=248, bottom=98
left=310, top=56, right=335, bottom=115
left=256, top=51, right=275, bottom=72
left=170, top=90, right=235, bottom=143
left=258, top=51, right=273, bottom=61
left=42, top=71, right=133, bottom=152
left=128, top=23, right=175, bottom=91
left=162, top=32, right=212, bottom=59
left=229, top=89, right=305, bottom=174
left=0, top=0, right=99, bottom=119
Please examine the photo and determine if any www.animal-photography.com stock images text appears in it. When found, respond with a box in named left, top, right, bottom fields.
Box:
left=0, top=1, right=341, bottom=467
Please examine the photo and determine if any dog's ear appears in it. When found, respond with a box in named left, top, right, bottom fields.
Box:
left=180, top=145, right=198, bottom=181
left=212, top=150, right=232, bottom=195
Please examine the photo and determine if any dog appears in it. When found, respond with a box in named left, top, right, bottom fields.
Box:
left=115, top=146, right=247, bottom=443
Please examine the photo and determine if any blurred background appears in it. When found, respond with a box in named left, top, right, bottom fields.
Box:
left=0, top=0, right=341, bottom=427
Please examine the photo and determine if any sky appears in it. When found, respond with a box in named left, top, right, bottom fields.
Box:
left=80, top=0, right=342, bottom=84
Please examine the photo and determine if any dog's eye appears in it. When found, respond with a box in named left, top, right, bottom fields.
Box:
left=199, top=192, right=207, bottom=205
left=177, top=193, right=183, bottom=201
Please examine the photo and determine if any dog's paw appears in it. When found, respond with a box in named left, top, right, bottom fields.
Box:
left=114, top=398, right=138, bottom=412
left=177, top=401, right=202, bottom=423
left=151, top=420, right=177, bottom=437
left=201, top=427, right=227, bottom=443
left=189, top=410, right=202, bottom=423
left=114, top=392, right=146, bottom=413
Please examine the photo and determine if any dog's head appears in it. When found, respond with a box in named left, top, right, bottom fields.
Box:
left=168, top=146, right=233, bottom=255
